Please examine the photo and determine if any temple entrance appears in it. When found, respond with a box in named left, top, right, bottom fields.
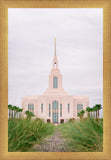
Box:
left=60, top=119, right=64, bottom=123
left=47, top=119, right=50, bottom=123
left=52, top=101, right=58, bottom=124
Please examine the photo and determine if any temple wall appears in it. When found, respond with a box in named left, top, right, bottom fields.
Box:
left=22, top=95, right=89, bottom=123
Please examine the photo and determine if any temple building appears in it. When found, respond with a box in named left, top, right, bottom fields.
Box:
left=22, top=39, right=89, bottom=123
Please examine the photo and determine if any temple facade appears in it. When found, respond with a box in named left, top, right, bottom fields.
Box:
left=22, top=39, right=89, bottom=123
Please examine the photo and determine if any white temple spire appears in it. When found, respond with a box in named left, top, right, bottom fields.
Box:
left=53, top=38, right=58, bottom=69
left=55, top=38, right=56, bottom=56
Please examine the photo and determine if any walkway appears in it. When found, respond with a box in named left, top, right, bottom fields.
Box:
left=32, top=128, right=69, bottom=152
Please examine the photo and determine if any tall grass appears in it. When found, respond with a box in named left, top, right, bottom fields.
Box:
left=8, top=118, right=55, bottom=152
left=57, top=118, right=103, bottom=152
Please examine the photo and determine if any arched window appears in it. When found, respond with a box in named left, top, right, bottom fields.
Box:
left=52, top=101, right=58, bottom=123
left=49, top=104, right=51, bottom=117
left=53, top=77, right=58, bottom=88
left=60, top=104, right=62, bottom=117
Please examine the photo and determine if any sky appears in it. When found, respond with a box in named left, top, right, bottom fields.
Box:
left=8, top=8, right=103, bottom=116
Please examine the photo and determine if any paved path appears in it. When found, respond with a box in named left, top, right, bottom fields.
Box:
left=33, top=128, right=69, bottom=152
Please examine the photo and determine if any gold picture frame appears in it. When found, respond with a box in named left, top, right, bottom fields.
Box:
left=0, top=0, right=111, bottom=159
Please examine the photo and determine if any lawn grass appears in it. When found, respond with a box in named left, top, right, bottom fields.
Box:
left=57, top=118, right=103, bottom=152
left=8, top=118, right=55, bottom=152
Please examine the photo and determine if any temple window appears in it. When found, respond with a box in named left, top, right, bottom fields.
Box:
left=68, top=104, right=70, bottom=113
left=28, top=104, right=34, bottom=113
left=53, top=76, right=58, bottom=88
left=41, top=104, right=43, bottom=113
left=60, top=104, right=62, bottom=117
left=77, top=104, right=83, bottom=114
left=49, top=104, right=51, bottom=117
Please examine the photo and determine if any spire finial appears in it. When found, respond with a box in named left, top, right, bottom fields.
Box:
left=55, top=38, right=56, bottom=56
left=53, top=38, right=58, bottom=69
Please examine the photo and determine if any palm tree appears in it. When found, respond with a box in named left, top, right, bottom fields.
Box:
left=16, top=107, right=20, bottom=118
left=14, top=107, right=23, bottom=118
left=92, top=107, right=96, bottom=118
left=13, top=106, right=18, bottom=118
left=77, top=110, right=85, bottom=119
left=96, top=104, right=102, bottom=118
left=93, top=105, right=98, bottom=118
left=8, top=104, right=12, bottom=118
left=77, top=112, right=82, bottom=119
left=25, top=110, right=34, bottom=119
left=25, top=110, right=30, bottom=118
left=18, top=108, right=23, bottom=118
left=11, top=106, right=14, bottom=118
left=86, top=107, right=91, bottom=118
left=80, top=110, right=85, bottom=119
left=90, top=108, right=93, bottom=118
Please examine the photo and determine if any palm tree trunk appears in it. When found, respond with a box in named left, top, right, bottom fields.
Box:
left=9, top=109, right=10, bottom=118
left=89, top=112, right=90, bottom=118
left=98, top=109, right=99, bottom=118
left=87, top=111, right=88, bottom=118
left=19, top=112, right=21, bottom=118
left=94, top=111, right=95, bottom=118
left=14, top=111, right=15, bottom=118
left=87, top=112, right=90, bottom=118
left=90, top=112, right=92, bottom=118
left=96, top=110, right=97, bottom=118
left=19, top=112, right=20, bottom=118
left=17, top=112, right=18, bottom=118
left=12, top=110, right=13, bottom=118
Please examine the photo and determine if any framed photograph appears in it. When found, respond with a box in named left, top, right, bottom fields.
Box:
left=0, top=0, right=111, bottom=160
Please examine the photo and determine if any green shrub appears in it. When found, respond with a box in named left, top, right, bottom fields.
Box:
left=8, top=118, right=55, bottom=152
left=68, top=118, right=75, bottom=123
left=58, top=118, right=103, bottom=152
